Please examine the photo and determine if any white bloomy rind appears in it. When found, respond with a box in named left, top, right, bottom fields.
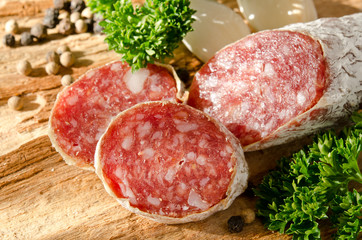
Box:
left=245, top=13, right=362, bottom=151
left=94, top=101, right=249, bottom=224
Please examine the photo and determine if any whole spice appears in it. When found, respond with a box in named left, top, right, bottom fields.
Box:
left=58, top=18, right=74, bottom=35
left=70, top=11, right=81, bottom=23
left=53, top=0, right=71, bottom=11
left=46, top=50, right=60, bottom=64
left=56, top=45, right=70, bottom=55
left=81, top=7, right=93, bottom=19
left=17, top=60, right=32, bottom=76
left=2, top=34, right=15, bottom=47
left=43, top=8, right=60, bottom=29
left=60, top=51, right=75, bottom=67
left=61, top=74, right=74, bottom=86
left=45, top=62, right=60, bottom=75
left=5, top=19, right=19, bottom=34
left=93, top=21, right=104, bottom=34
left=227, top=216, right=244, bottom=233
left=240, top=208, right=256, bottom=224
left=30, top=23, right=47, bottom=40
left=20, top=32, right=33, bottom=46
left=75, top=19, right=87, bottom=33
left=70, top=0, right=86, bottom=13
left=58, top=11, right=70, bottom=20
left=8, top=96, right=24, bottom=111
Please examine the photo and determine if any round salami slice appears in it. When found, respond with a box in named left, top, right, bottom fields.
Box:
left=188, top=13, right=362, bottom=151
left=49, top=61, right=185, bottom=170
left=95, top=101, right=248, bottom=224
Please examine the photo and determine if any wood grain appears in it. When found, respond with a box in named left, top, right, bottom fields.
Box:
left=0, top=0, right=361, bottom=239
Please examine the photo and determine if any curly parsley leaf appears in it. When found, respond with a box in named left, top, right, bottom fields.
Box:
left=254, top=111, right=362, bottom=240
left=87, top=0, right=195, bottom=71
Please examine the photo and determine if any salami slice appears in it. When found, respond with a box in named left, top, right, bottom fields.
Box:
left=188, top=13, right=362, bottom=151
left=49, top=61, right=185, bottom=170
left=95, top=101, right=248, bottom=224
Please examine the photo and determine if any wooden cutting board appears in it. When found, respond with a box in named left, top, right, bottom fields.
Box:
left=1, top=1, right=361, bottom=239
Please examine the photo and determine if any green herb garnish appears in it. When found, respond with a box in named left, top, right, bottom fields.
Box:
left=88, top=0, right=196, bottom=71
left=254, top=111, right=362, bottom=240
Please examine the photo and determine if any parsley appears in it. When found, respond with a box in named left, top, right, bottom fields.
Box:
left=87, top=0, right=196, bottom=71
left=254, top=111, right=362, bottom=240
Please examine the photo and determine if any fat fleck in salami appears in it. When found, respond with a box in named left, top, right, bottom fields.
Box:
left=49, top=61, right=185, bottom=170
left=188, top=13, right=362, bottom=151
left=95, top=101, right=248, bottom=224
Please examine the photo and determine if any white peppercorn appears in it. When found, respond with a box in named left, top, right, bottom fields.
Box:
left=75, top=19, right=87, bottom=33
left=60, top=51, right=75, bottom=67
left=5, top=19, right=19, bottom=34
left=31, top=23, right=47, bottom=39
left=70, top=0, right=85, bottom=13
left=56, top=45, right=70, bottom=55
left=17, top=60, right=32, bottom=76
left=70, top=11, right=81, bottom=23
left=58, top=11, right=70, bottom=20
left=81, top=7, right=93, bottom=19
left=8, top=96, right=24, bottom=111
left=58, top=18, right=74, bottom=35
left=45, top=62, right=60, bottom=75
left=20, top=32, right=33, bottom=46
left=46, top=50, right=60, bottom=64
left=61, top=75, right=74, bottom=86
left=240, top=208, right=256, bottom=224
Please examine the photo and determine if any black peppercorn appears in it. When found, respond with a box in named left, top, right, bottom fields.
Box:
left=70, top=0, right=85, bottom=13
left=53, top=0, right=70, bottom=11
left=43, top=8, right=59, bottom=29
left=93, top=21, right=104, bottom=34
left=31, top=23, right=47, bottom=40
left=20, top=32, right=33, bottom=46
left=227, top=216, right=244, bottom=233
left=3, top=34, right=15, bottom=47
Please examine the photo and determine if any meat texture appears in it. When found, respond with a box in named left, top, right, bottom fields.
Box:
left=188, top=13, right=362, bottom=151
left=95, top=101, right=248, bottom=224
left=49, top=61, right=185, bottom=170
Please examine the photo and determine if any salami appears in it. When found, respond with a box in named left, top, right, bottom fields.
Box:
left=188, top=13, right=362, bottom=151
left=49, top=61, right=185, bottom=170
left=95, top=101, right=248, bottom=224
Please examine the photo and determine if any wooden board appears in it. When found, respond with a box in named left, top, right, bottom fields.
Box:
left=0, top=1, right=361, bottom=239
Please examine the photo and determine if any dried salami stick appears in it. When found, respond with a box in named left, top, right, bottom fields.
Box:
left=49, top=61, right=185, bottom=170
left=95, top=101, right=248, bottom=224
left=188, top=13, right=362, bottom=151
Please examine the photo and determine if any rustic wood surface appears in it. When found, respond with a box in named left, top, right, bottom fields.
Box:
left=0, top=0, right=361, bottom=239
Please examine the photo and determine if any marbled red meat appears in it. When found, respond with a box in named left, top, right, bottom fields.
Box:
left=49, top=61, right=181, bottom=170
left=95, top=101, right=248, bottom=223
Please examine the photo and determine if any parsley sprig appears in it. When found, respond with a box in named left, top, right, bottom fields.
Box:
left=254, top=112, right=362, bottom=240
left=88, top=0, right=195, bottom=71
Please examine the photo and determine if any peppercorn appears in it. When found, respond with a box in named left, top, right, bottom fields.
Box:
left=60, top=51, right=75, bottom=67
left=61, top=74, right=74, bottom=86
left=70, top=0, right=85, bottom=13
left=43, top=8, right=60, bottom=29
left=2, top=34, right=15, bottom=47
left=240, top=208, right=256, bottom=224
left=75, top=19, right=87, bottom=33
left=93, top=13, right=103, bottom=23
left=45, top=62, right=60, bottom=75
left=58, top=18, right=74, bottom=35
left=46, top=50, right=60, bottom=64
left=70, top=11, right=81, bottom=23
left=17, top=60, right=32, bottom=76
left=30, top=23, right=47, bottom=40
left=93, top=21, right=104, bottom=34
left=58, top=11, right=70, bottom=20
left=81, top=7, right=93, bottom=19
left=56, top=45, right=71, bottom=55
left=227, top=216, right=244, bottom=233
left=53, top=0, right=70, bottom=11
left=20, top=32, right=33, bottom=46
left=8, top=96, right=24, bottom=111
left=5, top=19, right=19, bottom=34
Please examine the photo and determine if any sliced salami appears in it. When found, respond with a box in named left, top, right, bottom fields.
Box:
left=188, top=13, right=362, bottom=151
left=49, top=61, right=185, bottom=170
left=95, top=101, right=248, bottom=224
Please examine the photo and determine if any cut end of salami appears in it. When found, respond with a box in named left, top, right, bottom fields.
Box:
left=95, top=101, right=248, bottom=224
left=188, top=30, right=328, bottom=148
left=49, top=61, right=184, bottom=170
